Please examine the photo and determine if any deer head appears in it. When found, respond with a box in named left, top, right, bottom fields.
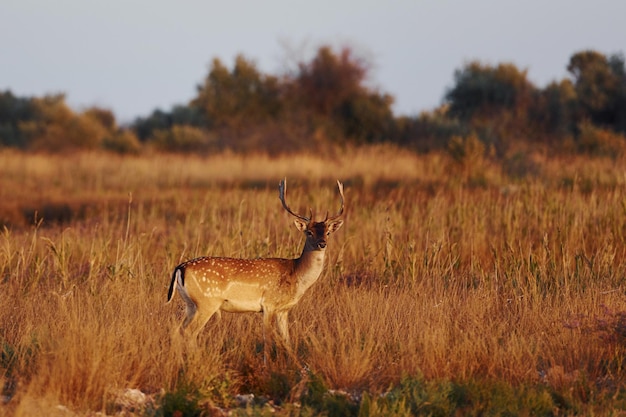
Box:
left=279, top=178, right=344, bottom=252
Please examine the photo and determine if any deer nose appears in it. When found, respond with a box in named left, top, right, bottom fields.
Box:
left=317, top=241, right=327, bottom=249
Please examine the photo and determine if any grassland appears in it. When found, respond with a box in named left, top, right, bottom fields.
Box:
left=0, top=146, right=625, bottom=416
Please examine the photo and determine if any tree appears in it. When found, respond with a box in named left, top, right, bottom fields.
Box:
left=192, top=55, right=282, bottom=130
left=295, top=46, right=366, bottom=116
left=292, top=46, right=395, bottom=144
left=444, top=61, right=537, bottom=153
left=133, top=105, right=205, bottom=141
left=0, top=90, right=39, bottom=148
left=25, top=96, right=109, bottom=151
left=567, top=50, right=626, bottom=133
left=445, top=61, right=535, bottom=122
left=531, top=79, right=577, bottom=140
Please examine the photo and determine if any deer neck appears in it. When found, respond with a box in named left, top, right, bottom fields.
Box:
left=294, top=249, right=326, bottom=297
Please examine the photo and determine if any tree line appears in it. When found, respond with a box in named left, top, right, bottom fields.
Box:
left=1, top=46, right=625, bottom=156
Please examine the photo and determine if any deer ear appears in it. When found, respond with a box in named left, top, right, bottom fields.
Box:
left=327, top=219, right=343, bottom=234
left=294, top=219, right=308, bottom=232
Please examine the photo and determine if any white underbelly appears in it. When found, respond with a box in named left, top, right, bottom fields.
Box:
left=218, top=281, right=264, bottom=312
left=221, top=299, right=262, bottom=313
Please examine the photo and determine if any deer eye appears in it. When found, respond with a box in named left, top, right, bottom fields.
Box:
left=305, top=230, right=313, bottom=237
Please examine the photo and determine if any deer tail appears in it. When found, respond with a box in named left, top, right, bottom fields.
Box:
left=167, top=266, right=184, bottom=302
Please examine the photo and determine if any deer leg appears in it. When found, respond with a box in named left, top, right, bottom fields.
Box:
left=184, top=300, right=223, bottom=341
left=275, top=311, right=290, bottom=345
left=176, top=285, right=197, bottom=334
left=181, top=301, right=197, bottom=331
left=261, top=307, right=276, bottom=365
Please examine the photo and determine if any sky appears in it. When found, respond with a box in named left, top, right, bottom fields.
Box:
left=1, top=0, right=625, bottom=124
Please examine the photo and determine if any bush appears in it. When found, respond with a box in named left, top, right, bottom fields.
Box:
left=576, top=120, right=626, bottom=157
left=102, top=129, right=142, bottom=154
left=151, top=125, right=214, bottom=153
left=157, top=384, right=203, bottom=417
left=31, top=113, right=108, bottom=152
left=398, top=107, right=469, bottom=152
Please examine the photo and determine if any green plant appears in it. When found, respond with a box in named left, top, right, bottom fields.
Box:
left=157, top=384, right=203, bottom=417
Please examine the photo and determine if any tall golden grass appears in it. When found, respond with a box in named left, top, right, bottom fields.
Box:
left=0, top=146, right=625, bottom=415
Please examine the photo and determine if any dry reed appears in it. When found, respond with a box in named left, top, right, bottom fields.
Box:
left=0, top=147, right=625, bottom=415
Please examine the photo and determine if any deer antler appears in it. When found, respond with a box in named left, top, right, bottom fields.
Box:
left=279, top=178, right=311, bottom=222
left=324, top=180, right=345, bottom=222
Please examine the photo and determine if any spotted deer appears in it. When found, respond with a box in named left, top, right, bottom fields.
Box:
left=167, top=178, right=344, bottom=344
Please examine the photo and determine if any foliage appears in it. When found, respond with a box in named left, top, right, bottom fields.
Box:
left=186, top=46, right=396, bottom=151
left=1, top=47, right=626, bottom=156
left=444, top=61, right=537, bottom=154
left=133, top=105, right=206, bottom=141
left=445, top=61, right=534, bottom=121
left=291, top=46, right=395, bottom=144
left=0, top=90, right=39, bottom=148
left=193, top=55, right=282, bottom=130
left=297, top=375, right=561, bottom=416
left=300, top=372, right=359, bottom=417
left=25, top=98, right=110, bottom=151
left=101, top=129, right=142, bottom=155
left=0, top=91, right=143, bottom=153
left=151, top=124, right=214, bottom=153
left=156, top=383, right=204, bottom=417
left=531, top=79, right=578, bottom=141
left=576, top=119, right=626, bottom=157
left=442, top=51, right=626, bottom=153
left=568, top=50, right=626, bottom=133
left=395, top=106, right=469, bottom=152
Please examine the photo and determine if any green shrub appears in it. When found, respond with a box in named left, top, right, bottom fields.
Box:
left=157, top=383, right=203, bottom=417
left=386, top=376, right=455, bottom=417
left=300, top=372, right=359, bottom=417
left=151, top=125, right=213, bottom=153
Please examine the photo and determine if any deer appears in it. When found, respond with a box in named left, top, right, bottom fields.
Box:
left=167, top=178, right=344, bottom=345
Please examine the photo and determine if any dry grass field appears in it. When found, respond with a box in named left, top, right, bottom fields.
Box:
left=0, top=146, right=625, bottom=416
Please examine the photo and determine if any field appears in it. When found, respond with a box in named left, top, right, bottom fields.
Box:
left=0, top=146, right=625, bottom=416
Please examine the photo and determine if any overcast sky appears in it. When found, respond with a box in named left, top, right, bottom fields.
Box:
left=1, top=0, right=625, bottom=123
